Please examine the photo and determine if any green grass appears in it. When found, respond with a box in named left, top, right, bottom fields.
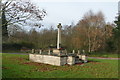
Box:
left=2, top=53, right=119, bottom=78
left=88, top=52, right=119, bottom=58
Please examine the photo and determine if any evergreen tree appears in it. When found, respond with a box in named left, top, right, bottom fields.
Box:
left=114, top=14, right=120, bottom=53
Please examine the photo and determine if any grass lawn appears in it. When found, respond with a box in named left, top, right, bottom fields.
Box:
left=2, top=53, right=119, bottom=78
left=88, top=52, right=119, bottom=58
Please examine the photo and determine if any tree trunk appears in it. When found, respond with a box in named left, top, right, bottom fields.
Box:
left=88, top=27, right=91, bottom=53
left=2, top=8, right=8, bottom=43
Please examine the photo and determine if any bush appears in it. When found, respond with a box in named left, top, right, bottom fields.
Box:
left=2, top=42, right=34, bottom=51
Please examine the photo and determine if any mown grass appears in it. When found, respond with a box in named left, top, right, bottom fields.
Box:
left=88, top=52, right=119, bottom=58
left=2, top=53, right=119, bottom=78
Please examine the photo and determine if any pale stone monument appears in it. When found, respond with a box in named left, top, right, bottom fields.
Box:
left=81, top=55, right=87, bottom=63
left=57, top=23, right=62, bottom=49
left=53, top=23, right=66, bottom=55
left=29, top=23, right=88, bottom=66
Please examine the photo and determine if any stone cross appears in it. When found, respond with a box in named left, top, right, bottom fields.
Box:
left=57, top=23, right=62, bottom=49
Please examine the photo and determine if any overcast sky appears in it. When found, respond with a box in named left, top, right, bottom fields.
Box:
left=29, top=0, right=119, bottom=30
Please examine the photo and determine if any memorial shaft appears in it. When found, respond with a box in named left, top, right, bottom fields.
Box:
left=57, top=23, right=62, bottom=49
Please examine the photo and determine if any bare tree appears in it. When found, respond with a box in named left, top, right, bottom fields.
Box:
left=1, top=0, right=46, bottom=42
left=75, top=10, right=107, bottom=52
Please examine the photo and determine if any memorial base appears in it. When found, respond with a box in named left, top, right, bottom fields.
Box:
left=52, top=49, right=66, bottom=56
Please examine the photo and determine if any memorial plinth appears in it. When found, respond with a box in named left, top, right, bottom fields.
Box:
left=29, top=23, right=87, bottom=66
left=53, top=49, right=66, bottom=56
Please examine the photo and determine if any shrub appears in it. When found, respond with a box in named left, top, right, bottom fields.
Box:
left=2, top=42, right=34, bottom=51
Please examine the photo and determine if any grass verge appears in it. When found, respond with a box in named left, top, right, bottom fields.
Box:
left=2, top=53, right=119, bottom=78
left=88, top=52, right=119, bottom=58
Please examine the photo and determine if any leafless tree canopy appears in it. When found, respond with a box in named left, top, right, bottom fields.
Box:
left=1, top=0, right=46, bottom=27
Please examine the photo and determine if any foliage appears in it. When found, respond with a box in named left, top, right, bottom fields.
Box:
left=2, top=42, right=34, bottom=52
left=63, top=11, right=113, bottom=52
left=113, top=14, right=120, bottom=53
left=105, top=39, right=116, bottom=52
left=3, top=10, right=118, bottom=54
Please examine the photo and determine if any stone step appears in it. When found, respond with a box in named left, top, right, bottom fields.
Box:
left=75, top=61, right=82, bottom=63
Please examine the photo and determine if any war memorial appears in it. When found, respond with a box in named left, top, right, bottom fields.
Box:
left=29, top=23, right=87, bottom=66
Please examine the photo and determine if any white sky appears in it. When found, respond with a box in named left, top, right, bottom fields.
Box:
left=28, top=0, right=119, bottom=30
left=31, top=0, right=119, bottom=2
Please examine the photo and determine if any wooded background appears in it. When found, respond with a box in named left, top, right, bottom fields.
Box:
left=1, top=0, right=120, bottom=53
